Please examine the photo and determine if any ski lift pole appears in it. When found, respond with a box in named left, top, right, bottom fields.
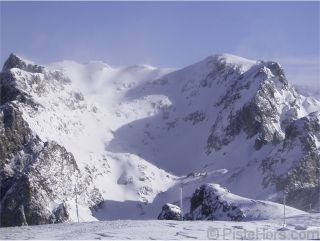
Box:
left=75, top=184, right=79, bottom=223
left=180, top=186, right=183, bottom=221
left=283, top=192, right=286, bottom=228
left=309, top=204, right=312, bottom=212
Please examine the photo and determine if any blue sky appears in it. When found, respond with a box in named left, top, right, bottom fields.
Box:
left=1, top=1, right=319, bottom=86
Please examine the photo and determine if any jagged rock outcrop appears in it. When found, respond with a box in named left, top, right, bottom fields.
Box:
left=157, top=203, right=181, bottom=221
left=207, top=61, right=294, bottom=153
left=261, top=111, right=320, bottom=210
left=2, top=53, right=44, bottom=73
left=185, top=184, right=245, bottom=221
left=0, top=103, right=103, bottom=227
left=0, top=56, right=103, bottom=227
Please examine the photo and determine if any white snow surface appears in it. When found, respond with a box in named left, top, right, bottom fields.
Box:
left=1, top=214, right=319, bottom=240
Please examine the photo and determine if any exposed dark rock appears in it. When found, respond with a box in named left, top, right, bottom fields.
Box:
left=260, top=112, right=320, bottom=210
left=0, top=70, right=39, bottom=108
left=207, top=63, right=288, bottom=153
left=0, top=104, right=103, bottom=227
left=185, top=184, right=245, bottom=221
left=0, top=103, right=36, bottom=161
left=2, top=54, right=44, bottom=73
left=49, top=203, right=69, bottom=224
left=157, top=203, right=181, bottom=221
left=184, top=111, right=206, bottom=125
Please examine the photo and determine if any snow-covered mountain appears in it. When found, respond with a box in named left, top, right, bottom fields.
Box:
left=0, top=53, right=319, bottom=227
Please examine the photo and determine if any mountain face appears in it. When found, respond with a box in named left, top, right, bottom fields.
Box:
left=0, top=53, right=319, bottom=226
left=0, top=103, right=103, bottom=226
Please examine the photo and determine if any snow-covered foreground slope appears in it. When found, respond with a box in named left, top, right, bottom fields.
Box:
left=1, top=53, right=319, bottom=226
left=2, top=214, right=319, bottom=240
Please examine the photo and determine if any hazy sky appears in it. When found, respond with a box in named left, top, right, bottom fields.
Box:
left=1, top=1, right=319, bottom=87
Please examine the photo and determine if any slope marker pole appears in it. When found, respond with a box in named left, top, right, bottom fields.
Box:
left=75, top=184, right=79, bottom=223
left=180, top=186, right=183, bottom=221
left=283, top=192, right=286, bottom=228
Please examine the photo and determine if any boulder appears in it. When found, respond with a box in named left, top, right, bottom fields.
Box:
left=158, top=203, right=182, bottom=221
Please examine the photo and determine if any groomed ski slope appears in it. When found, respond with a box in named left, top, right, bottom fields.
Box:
left=1, top=214, right=319, bottom=240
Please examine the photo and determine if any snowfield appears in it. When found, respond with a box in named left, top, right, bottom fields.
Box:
left=1, top=214, right=319, bottom=240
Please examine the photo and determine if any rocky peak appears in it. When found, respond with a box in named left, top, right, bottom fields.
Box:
left=0, top=54, right=73, bottom=108
left=2, top=53, right=44, bottom=73
left=206, top=57, right=298, bottom=153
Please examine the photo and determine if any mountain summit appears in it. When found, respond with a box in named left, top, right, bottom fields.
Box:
left=0, top=53, right=319, bottom=226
